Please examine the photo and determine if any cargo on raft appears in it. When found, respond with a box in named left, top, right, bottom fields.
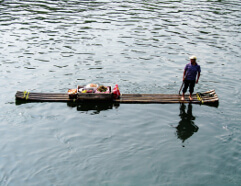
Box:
left=15, top=84, right=219, bottom=107
left=68, top=84, right=113, bottom=101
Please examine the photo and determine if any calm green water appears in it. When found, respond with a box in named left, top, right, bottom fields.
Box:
left=1, top=0, right=241, bottom=185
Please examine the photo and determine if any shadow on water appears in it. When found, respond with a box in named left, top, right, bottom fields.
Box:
left=15, top=100, right=119, bottom=114
left=67, top=101, right=120, bottom=114
left=176, top=103, right=199, bottom=145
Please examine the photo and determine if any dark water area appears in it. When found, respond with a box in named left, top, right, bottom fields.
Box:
left=1, top=0, right=241, bottom=185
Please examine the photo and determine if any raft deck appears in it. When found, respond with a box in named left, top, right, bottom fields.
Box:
left=15, top=90, right=219, bottom=106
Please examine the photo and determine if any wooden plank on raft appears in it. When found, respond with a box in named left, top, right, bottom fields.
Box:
left=15, top=90, right=219, bottom=106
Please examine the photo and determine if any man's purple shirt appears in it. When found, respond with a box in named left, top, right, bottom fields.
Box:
left=184, top=62, right=201, bottom=81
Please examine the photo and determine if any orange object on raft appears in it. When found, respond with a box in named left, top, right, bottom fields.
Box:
left=68, top=89, right=77, bottom=94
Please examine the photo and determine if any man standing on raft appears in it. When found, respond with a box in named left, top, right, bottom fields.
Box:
left=181, top=56, right=201, bottom=101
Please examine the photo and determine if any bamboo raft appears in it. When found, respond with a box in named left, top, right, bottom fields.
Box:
left=15, top=89, right=219, bottom=107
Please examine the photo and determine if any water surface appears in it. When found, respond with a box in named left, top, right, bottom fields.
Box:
left=1, top=0, right=241, bottom=185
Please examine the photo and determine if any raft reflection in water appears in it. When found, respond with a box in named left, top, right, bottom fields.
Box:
left=176, top=103, right=199, bottom=143
left=67, top=101, right=120, bottom=114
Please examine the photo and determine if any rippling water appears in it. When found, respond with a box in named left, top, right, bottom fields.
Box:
left=1, top=0, right=241, bottom=185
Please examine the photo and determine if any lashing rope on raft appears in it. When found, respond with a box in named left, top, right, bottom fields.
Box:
left=196, top=93, right=204, bottom=104
left=23, top=91, right=30, bottom=100
left=196, top=91, right=214, bottom=104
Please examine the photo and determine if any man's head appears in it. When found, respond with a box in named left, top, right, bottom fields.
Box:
left=189, top=55, right=197, bottom=64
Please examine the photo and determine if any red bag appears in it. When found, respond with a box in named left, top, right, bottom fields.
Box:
left=113, top=84, right=120, bottom=99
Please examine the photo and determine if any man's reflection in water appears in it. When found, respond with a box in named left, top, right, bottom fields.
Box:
left=176, top=103, right=199, bottom=144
